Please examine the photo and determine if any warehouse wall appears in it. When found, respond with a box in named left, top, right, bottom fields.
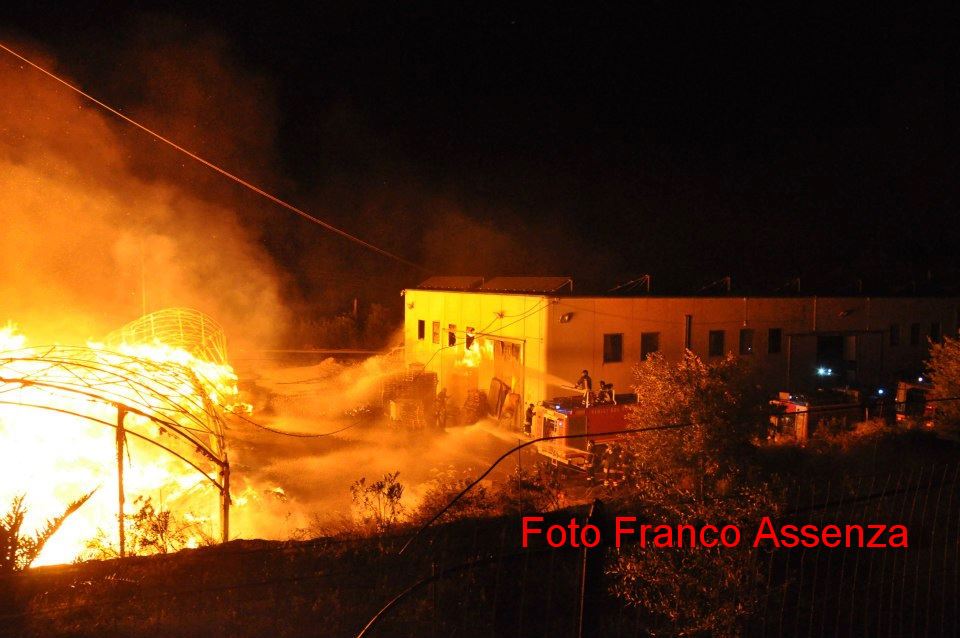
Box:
left=406, top=291, right=959, bottom=409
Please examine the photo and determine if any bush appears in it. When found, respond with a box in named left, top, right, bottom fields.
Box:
left=1, top=490, right=95, bottom=572
left=82, top=496, right=214, bottom=559
left=350, top=471, right=406, bottom=535
left=926, top=335, right=960, bottom=433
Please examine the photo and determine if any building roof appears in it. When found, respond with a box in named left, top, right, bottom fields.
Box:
left=412, top=275, right=960, bottom=299
left=417, top=276, right=484, bottom=291
left=479, top=277, right=574, bottom=293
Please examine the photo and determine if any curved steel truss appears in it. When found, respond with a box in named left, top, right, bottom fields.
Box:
left=0, top=343, right=232, bottom=549
left=105, top=307, right=230, bottom=366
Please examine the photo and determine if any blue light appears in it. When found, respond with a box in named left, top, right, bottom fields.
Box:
left=918, top=376, right=924, bottom=383
left=817, top=367, right=828, bottom=376
left=878, top=388, right=885, bottom=395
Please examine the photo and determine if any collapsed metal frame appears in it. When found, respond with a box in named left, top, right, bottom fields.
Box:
left=0, top=345, right=230, bottom=556
left=105, top=307, right=230, bottom=366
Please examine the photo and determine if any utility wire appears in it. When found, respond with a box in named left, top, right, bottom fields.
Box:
left=398, top=420, right=695, bottom=554
left=399, top=394, right=960, bottom=555
left=225, top=407, right=360, bottom=438
left=0, top=42, right=428, bottom=273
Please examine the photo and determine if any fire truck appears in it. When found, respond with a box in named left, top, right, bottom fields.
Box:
left=531, top=394, right=636, bottom=471
left=768, top=389, right=863, bottom=440
left=895, top=379, right=934, bottom=427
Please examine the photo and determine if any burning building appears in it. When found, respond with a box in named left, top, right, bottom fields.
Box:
left=403, top=277, right=959, bottom=428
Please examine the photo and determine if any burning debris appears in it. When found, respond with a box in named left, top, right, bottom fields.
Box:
left=0, top=310, right=239, bottom=565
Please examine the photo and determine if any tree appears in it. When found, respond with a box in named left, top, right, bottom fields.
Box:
left=608, top=351, right=779, bottom=637
left=0, top=490, right=96, bottom=573
left=625, top=351, right=770, bottom=486
left=926, top=335, right=960, bottom=433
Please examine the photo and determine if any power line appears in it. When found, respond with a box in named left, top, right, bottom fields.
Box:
left=399, top=394, right=960, bottom=555
left=0, top=42, right=429, bottom=273
left=398, top=420, right=696, bottom=554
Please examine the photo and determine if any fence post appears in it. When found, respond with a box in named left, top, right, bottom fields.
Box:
left=116, top=405, right=127, bottom=558
left=578, top=499, right=607, bottom=638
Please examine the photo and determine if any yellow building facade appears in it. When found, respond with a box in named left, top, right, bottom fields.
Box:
left=403, top=285, right=959, bottom=426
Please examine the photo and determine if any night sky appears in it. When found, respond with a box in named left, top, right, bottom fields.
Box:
left=1, top=4, right=954, bottom=304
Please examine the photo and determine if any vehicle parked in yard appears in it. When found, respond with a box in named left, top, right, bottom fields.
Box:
left=895, top=379, right=935, bottom=428
left=768, top=389, right=864, bottom=440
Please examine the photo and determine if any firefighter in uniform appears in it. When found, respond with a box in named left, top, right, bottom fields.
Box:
left=586, top=440, right=604, bottom=485
left=435, top=388, right=448, bottom=430
left=524, top=403, right=535, bottom=435
left=575, top=370, right=593, bottom=407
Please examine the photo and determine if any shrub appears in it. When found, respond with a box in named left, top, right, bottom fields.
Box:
left=1, top=490, right=95, bottom=572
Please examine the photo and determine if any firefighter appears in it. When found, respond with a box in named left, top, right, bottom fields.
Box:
left=575, top=369, right=593, bottom=407
left=597, top=380, right=616, bottom=404
left=601, top=445, right=615, bottom=486
left=586, top=440, right=603, bottom=485
left=597, top=379, right=608, bottom=404
left=603, top=443, right=623, bottom=487
left=604, top=381, right=616, bottom=405
left=435, top=388, right=448, bottom=430
left=524, top=403, right=535, bottom=435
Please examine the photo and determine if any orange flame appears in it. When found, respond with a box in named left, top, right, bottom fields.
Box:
left=0, top=325, right=240, bottom=566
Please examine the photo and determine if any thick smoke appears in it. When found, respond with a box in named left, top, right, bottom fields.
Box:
left=0, top=39, right=289, bottom=348
left=0, top=31, right=533, bottom=552
left=227, top=351, right=522, bottom=540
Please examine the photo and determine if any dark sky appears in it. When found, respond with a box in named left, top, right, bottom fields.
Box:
left=1, top=3, right=954, bottom=301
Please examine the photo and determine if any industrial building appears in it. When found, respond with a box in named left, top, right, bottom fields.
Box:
left=402, top=276, right=958, bottom=427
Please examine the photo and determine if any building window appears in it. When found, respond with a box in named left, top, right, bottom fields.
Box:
left=432, top=321, right=440, bottom=344
left=640, top=332, right=660, bottom=360
left=739, top=329, right=754, bottom=355
left=910, top=323, right=921, bottom=347
left=448, top=324, right=457, bottom=347
left=708, top=330, right=725, bottom=357
left=684, top=315, right=693, bottom=350
left=889, top=323, right=900, bottom=347
left=417, top=320, right=425, bottom=341
left=768, top=328, right=782, bottom=354
left=931, top=322, right=942, bottom=343
left=603, top=333, right=623, bottom=363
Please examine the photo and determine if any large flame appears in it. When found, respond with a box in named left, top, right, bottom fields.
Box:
left=0, top=322, right=239, bottom=566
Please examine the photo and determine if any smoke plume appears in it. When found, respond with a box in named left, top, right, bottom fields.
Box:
left=0, top=38, right=289, bottom=349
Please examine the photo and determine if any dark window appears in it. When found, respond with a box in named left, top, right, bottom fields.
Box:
left=640, top=332, right=660, bottom=360
left=603, top=333, right=623, bottom=363
left=708, top=330, right=725, bottom=357
left=910, top=323, right=921, bottom=346
left=889, top=324, right=900, bottom=347
left=465, top=327, right=475, bottom=349
left=684, top=315, right=693, bottom=350
left=739, top=329, right=755, bottom=355
left=448, top=324, right=457, bottom=347
left=417, top=320, right=425, bottom=341
left=931, top=322, right=942, bottom=343
left=432, top=321, right=440, bottom=344
left=768, top=328, right=782, bottom=354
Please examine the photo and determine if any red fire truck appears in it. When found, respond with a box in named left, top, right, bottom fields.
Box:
left=768, top=389, right=863, bottom=440
left=531, top=394, right=636, bottom=471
